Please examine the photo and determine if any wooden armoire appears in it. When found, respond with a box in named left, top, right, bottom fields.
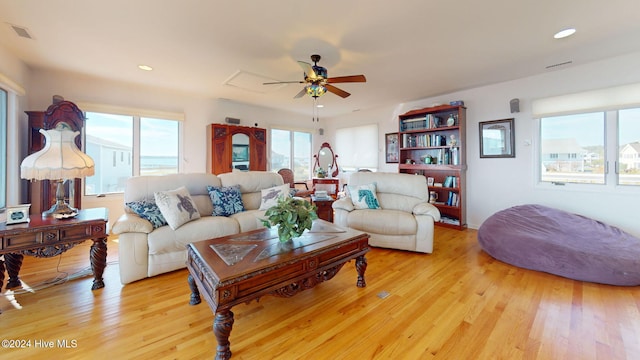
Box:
left=208, top=124, right=267, bottom=174
left=25, top=100, right=85, bottom=215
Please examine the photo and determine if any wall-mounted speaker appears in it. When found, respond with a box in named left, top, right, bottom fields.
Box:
left=510, top=98, right=520, bottom=113
left=318, top=128, right=324, bottom=135
left=225, top=117, right=240, bottom=125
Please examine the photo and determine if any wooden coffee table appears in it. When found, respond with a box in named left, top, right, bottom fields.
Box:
left=186, top=220, right=369, bottom=360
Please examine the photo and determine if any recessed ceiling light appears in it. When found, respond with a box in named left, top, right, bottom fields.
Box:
left=138, top=64, right=153, bottom=71
left=554, top=28, right=576, bottom=39
left=316, top=104, right=324, bottom=108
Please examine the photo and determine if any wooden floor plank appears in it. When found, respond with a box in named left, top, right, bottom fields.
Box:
left=2, top=227, right=640, bottom=359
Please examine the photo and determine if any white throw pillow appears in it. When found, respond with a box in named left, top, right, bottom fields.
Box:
left=347, top=183, right=381, bottom=210
left=259, top=184, right=291, bottom=210
left=154, top=186, right=201, bottom=230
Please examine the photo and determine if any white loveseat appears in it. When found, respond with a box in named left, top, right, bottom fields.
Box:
left=332, top=172, right=440, bottom=253
left=112, top=171, right=284, bottom=284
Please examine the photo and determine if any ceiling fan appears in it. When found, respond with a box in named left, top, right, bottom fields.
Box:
left=264, top=54, right=366, bottom=99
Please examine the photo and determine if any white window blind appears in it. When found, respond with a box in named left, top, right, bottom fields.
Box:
left=335, top=124, right=378, bottom=169
left=532, top=83, right=640, bottom=118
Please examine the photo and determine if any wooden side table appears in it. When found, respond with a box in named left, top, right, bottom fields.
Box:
left=312, top=177, right=339, bottom=198
left=0, top=208, right=109, bottom=302
left=311, top=195, right=335, bottom=222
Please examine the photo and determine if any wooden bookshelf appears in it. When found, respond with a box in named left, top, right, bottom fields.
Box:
left=398, top=104, right=466, bottom=229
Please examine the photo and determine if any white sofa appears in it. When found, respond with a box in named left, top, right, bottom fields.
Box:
left=112, top=171, right=284, bottom=284
left=332, top=172, right=440, bottom=253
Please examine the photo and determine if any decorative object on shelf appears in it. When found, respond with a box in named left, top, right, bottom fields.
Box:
left=479, top=118, right=515, bottom=158
left=5, top=204, right=31, bottom=225
left=260, top=196, right=318, bottom=243
left=385, top=132, right=399, bottom=163
left=449, top=134, right=457, bottom=147
left=421, top=154, right=433, bottom=164
left=429, top=191, right=438, bottom=204
left=447, top=114, right=456, bottom=126
left=20, top=122, right=95, bottom=218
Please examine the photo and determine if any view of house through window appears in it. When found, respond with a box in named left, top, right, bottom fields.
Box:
left=85, top=111, right=180, bottom=195
left=540, top=108, right=640, bottom=186
left=0, top=88, right=7, bottom=210
left=270, top=129, right=312, bottom=180
left=540, top=112, right=605, bottom=184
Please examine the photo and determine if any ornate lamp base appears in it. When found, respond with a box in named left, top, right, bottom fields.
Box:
left=42, top=180, right=78, bottom=219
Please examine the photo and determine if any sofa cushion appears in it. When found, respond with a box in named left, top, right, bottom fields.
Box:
left=259, top=184, right=291, bottom=210
left=126, top=199, right=168, bottom=229
left=207, top=184, right=245, bottom=216
left=218, top=171, right=284, bottom=210
left=154, top=186, right=201, bottom=230
left=347, top=183, right=380, bottom=210
left=346, top=209, right=416, bottom=235
left=148, top=216, right=240, bottom=255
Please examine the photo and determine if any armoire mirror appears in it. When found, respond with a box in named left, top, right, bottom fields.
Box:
left=313, top=142, right=339, bottom=177
left=231, top=133, right=250, bottom=171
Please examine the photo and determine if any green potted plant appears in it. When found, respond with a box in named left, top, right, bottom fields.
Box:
left=261, top=196, right=318, bottom=243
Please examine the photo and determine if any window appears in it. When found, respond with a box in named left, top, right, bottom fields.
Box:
left=540, top=112, right=605, bottom=184
left=140, top=117, right=179, bottom=176
left=270, top=129, right=312, bottom=180
left=0, top=88, right=6, bottom=210
left=335, top=124, right=378, bottom=171
left=539, top=108, right=640, bottom=186
left=533, top=82, right=640, bottom=188
left=85, top=111, right=180, bottom=195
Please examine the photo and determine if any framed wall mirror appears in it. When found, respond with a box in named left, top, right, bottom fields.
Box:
left=479, top=118, right=515, bottom=158
left=313, top=142, right=339, bottom=177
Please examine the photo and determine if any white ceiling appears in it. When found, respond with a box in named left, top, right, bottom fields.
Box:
left=2, top=0, right=640, bottom=117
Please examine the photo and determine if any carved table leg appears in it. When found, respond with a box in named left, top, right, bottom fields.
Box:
left=188, top=274, right=201, bottom=305
left=355, top=255, right=367, bottom=288
left=90, top=237, right=108, bottom=290
left=213, top=310, right=234, bottom=360
left=5, top=253, right=24, bottom=289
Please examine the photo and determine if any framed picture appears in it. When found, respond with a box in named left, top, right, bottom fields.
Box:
left=385, top=132, right=399, bottom=163
left=427, top=177, right=434, bottom=187
left=479, top=118, right=515, bottom=158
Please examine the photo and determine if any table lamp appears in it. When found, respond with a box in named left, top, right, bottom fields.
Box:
left=20, top=122, right=95, bottom=218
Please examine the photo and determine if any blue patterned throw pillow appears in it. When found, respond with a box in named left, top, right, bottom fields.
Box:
left=126, top=199, right=168, bottom=229
left=207, top=184, right=245, bottom=216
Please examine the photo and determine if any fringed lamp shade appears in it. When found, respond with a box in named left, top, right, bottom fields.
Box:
left=20, top=122, right=94, bottom=217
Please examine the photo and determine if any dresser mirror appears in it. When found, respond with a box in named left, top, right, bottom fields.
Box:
left=313, top=142, right=339, bottom=177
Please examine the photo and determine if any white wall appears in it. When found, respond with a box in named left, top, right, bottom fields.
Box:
left=325, top=51, right=640, bottom=237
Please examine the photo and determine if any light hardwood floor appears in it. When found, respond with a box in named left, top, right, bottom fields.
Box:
left=2, top=227, right=639, bottom=359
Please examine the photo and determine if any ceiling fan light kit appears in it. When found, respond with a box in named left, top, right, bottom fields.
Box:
left=264, top=54, right=366, bottom=100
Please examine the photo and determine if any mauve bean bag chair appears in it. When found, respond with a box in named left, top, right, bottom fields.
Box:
left=478, top=204, right=640, bottom=286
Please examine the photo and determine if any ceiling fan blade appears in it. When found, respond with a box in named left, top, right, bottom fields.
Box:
left=263, top=80, right=305, bottom=85
left=298, top=61, right=319, bottom=80
left=327, top=75, right=367, bottom=83
left=293, top=87, right=307, bottom=98
left=325, top=84, right=351, bottom=98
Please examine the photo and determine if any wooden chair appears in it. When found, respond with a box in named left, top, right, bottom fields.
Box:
left=277, top=169, right=314, bottom=198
